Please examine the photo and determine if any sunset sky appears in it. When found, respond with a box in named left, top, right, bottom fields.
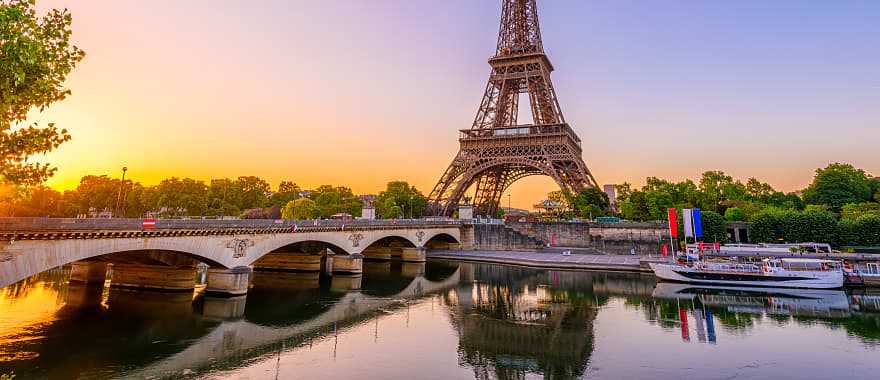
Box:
left=28, top=0, right=880, bottom=208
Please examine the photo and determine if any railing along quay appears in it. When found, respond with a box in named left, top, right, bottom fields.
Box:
left=0, top=217, right=467, bottom=241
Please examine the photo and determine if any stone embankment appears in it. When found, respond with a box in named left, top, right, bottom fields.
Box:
left=505, top=221, right=668, bottom=255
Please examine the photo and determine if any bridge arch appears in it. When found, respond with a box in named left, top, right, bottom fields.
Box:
left=0, top=238, right=236, bottom=288
left=359, top=235, right=418, bottom=252
left=424, top=232, right=460, bottom=247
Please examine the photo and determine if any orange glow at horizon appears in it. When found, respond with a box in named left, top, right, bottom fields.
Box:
left=24, top=1, right=880, bottom=210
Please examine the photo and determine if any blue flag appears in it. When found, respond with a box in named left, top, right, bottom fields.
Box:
left=693, top=208, right=703, bottom=238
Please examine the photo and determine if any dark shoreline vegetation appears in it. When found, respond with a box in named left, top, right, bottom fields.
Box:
left=1, top=163, right=878, bottom=248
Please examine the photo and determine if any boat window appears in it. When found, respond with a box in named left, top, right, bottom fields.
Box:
left=868, top=263, right=880, bottom=275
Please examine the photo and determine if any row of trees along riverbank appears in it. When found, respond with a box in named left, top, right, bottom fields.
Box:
left=555, top=163, right=879, bottom=247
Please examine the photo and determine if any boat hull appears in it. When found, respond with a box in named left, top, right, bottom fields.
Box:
left=650, top=263, right=844, bottom=289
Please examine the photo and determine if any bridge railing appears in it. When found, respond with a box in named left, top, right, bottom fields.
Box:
left=0, top=217, right=467, bottom=231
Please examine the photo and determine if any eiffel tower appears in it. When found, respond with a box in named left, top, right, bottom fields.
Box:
left=428, top=0, right=598, bottom=217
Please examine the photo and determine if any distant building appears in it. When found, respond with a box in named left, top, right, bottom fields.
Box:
left=603, top=184, right=617, bottom=212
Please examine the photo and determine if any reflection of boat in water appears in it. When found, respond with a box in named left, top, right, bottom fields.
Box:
left=652, top=282, right=851, bottom=318
left=650, top=258, right=844, bottom=289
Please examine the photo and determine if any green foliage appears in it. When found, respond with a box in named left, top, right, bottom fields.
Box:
left=281, top=198, right=319, bottom=220
left=803, top=163, right=873, bottom=211
left=838, top=214, right=880, bottom=246
left=1, top=0, right=84, bottom=185
left=269, top=180, right=300, bottom=206
left=154, top=177, right=207, bottom=217
left=309, top=185, right=362, bottom=218
left=375, top=181, right=427, bottom=219
left=724, top=207, right=745, bottom=221
left=840, top=202, right=880, bottom=221
left=233, top=176, right=270, bottom=210
left=748, top=208, right=838, bottom=244
left=568, top=188, right=609, bottom=219
left=700, top=210, right=728, bottom=243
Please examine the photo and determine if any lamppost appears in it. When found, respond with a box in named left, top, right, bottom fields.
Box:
left=115, top=166, right=128, bottom=217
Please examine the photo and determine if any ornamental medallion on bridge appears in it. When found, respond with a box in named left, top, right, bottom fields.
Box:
left=226, top=238, right=254, bottom=258
left=348, top=233, right=364, bottom=247
left=416, top=230, right=426, bottom=242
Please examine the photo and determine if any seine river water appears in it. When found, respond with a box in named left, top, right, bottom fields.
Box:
left=2, top=260, right=880, bottom=379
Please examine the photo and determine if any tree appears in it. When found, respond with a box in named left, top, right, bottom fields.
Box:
left=745, top=178, right=775, bottom=201
left=233, top=176, right=270, bottom=210
left=269, top=180, right=300, bottom=206
left=1, top=0, right=85, bottom=185
left=701, top=211, right=728, bottom=244
left=614, top=182, right=632, bottom=203
left=63, top=175, right=120, bottom=216
left=206, top=178, right=238, bottom=217
left=154, top=177, right=207, bottom=217
left=375, top=181, right=427, bottom=219
left=281, top=198, right=319, bottom=220
left=569, top=188, right=610, bottom=219
left=699, top=170, right=746, bottom=212
left=310, top=185, right=362, bottom=218
left=724, top=207, right=745, bottom=221
left=840, top=202, right=880, bottom=221
left=802, top=163, right=873, bottom=211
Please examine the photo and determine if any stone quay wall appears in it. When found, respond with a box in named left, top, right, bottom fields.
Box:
left=466, top=224, right=546, bottom=251
left=506, top=221, right=669, bottom=255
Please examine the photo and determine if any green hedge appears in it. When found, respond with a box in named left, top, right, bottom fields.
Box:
left=749, top=209, right=837, bottom=244
left=838, top=214, right=880, bottom=246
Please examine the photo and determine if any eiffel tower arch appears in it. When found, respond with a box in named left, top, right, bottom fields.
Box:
left=428, top=0, right=599, bottom=217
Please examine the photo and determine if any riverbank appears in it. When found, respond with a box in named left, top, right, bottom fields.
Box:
left=427, top=250, right=659, bottom=273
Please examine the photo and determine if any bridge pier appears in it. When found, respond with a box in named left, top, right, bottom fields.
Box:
left=328, top=254, right=364, bottom=275
left=201, top=295, right=247, bottom=319
left=64, top=283, right=105, bottom=309
left=69, top=261, right=108, bottom=285
left=362, top=246, right=392, bottom=261
left=400, top=247, right=427, bottom=263
left=206, top=266, right=252, bottom=296
left=253, top=251, right=322, bottom=272
left=330, top=274, right=362, bottom=291
left=251, top=271, right=320, bottom=290
left=363, top=261, right=392, bottom=275
left=401, top=262, right=426, bottom=277
left=109, top=264, right=197, bottom=292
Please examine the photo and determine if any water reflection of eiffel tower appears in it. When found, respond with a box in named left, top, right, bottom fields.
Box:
left=445, top=269, right=597, bottom=378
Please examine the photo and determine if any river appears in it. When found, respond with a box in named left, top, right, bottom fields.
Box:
left=1, top=260, right=879, bottom=379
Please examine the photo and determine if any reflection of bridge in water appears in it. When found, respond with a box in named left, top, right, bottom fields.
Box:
left=121, top=262, right=462, bottom=379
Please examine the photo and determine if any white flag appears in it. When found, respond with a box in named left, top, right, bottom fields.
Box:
left=683, top=208, right=694, bottom=238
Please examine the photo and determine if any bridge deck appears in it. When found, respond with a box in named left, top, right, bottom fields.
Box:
left=0, top=218, right=465, bottom=241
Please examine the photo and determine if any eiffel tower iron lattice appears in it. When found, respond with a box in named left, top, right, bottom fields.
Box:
left=428, top=0, right=599, bottom=217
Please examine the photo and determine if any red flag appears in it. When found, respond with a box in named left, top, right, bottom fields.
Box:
left=667, top=208, right=678, bottom=238
left=679, top=308, right=690, bottom=341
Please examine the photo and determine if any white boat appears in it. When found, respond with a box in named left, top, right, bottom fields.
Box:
left=650, top=258, right=844, bottom=289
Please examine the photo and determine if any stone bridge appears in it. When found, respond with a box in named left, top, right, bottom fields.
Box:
left=0, top=218, right=469, bottom=293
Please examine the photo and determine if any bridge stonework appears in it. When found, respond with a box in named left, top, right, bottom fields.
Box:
left=0, top=218, right=462, bottom=289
